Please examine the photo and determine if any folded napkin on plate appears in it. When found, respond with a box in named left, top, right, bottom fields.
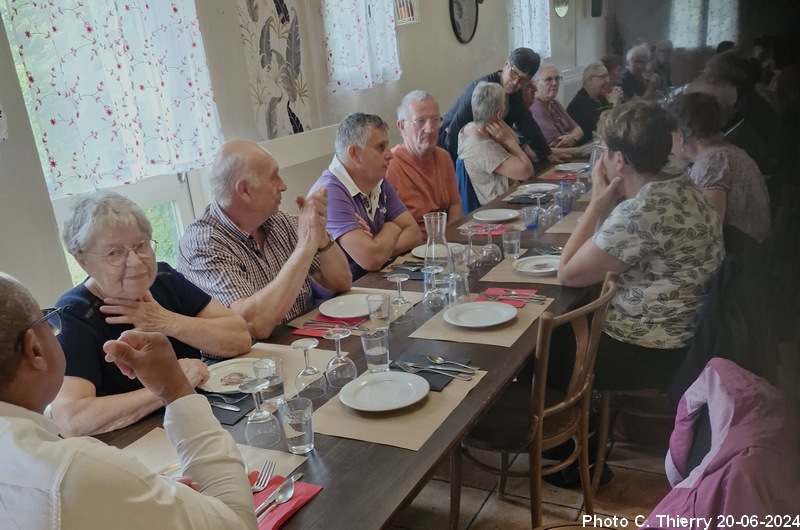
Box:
left=249, top=473, right=322, bottom=530
left=292, top=315, right=367, bottom=337
left=390, top=353, right=473, bottom=391
left=507, top=194, right=553, bottom=205
left=471, top=224, right=509, bottom=236
left=203, top=393, right=255, bottom=426
left=475, top=287, right=539, bottom=308
left=540, top=173, right=576, bottom=181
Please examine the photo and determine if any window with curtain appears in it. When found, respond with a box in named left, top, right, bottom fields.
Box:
left=510, top=0, right=551, bottom=59
left=321, top=0, right=402, bottom=91
left=670, top=0, right=738, bottom=49
left=1, top=0, right=222, bottom=199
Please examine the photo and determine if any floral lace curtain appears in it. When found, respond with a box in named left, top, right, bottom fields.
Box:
left=510, top=0, right=551, bottom=59
left=237, top=0, right=312, bottom=140
left=670, top=0, right=738, bottom=49
left=1, top=0, right=221, bottom=199
left=322, top=0, right=402, bottom=91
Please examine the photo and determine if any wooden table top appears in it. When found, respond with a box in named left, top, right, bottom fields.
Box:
left=98, top=168, right=592, bottom=529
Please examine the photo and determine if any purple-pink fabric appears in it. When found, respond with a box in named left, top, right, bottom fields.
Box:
left=640, top=358, right=799, bottom=529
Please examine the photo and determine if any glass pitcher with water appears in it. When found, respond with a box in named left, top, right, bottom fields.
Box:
left=422, top=212, right=454, bottom=313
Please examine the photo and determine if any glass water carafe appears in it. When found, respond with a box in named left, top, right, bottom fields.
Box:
left=422, top=212, right=454, bottom=313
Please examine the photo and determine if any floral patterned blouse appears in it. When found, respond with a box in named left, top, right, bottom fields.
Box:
left=592, top=175, right=725, bottom=349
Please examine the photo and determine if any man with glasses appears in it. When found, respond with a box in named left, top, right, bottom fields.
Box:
left=387, top=90, right=462, bottom=236
left=438, top=48, right=570, bottom=169
left=0, top=273, right=255, bottom=529
left=567, top=62, right=622, bottom=145
left=622, top=45, right=661, bottom=101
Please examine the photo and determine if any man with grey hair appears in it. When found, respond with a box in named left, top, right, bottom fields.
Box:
left=387, top=90, right=462, bottom=235
left=310, top=112, right=421, bottom=279
left=0, top=273, right=255, bottom=528
left=621, top=45, right=660, bottom=101
left=567, top=62, right=622, bottom=144
left=178, top=140, right=352, bottom=339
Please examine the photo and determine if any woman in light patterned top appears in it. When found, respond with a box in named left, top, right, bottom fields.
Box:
left=558, top=101, right=725, bottom=391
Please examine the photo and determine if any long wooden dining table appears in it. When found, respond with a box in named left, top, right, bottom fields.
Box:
left=98, top=166, right=593, bottom=529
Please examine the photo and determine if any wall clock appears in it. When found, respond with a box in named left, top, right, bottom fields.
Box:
left=450, top=0, right=479, bottom=44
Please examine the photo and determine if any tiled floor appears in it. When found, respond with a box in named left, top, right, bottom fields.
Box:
left=389, top=441, right=672, bottom=529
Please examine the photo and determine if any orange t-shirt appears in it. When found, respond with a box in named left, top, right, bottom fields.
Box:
left=386, top=144, right=461, bottom=237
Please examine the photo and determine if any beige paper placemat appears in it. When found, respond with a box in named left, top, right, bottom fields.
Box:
left=408, top=295, right=552, bottom=347
left=578, top=191, right=592, bottom=202
left=123, top=427, right=306, bottom=479
left=545, top=211, right=582, bottom=234
left=312, top=370, right=486, bottom=451
left=479, top=258, right=562, bottom=286
left=459, top=218, right=526, bottom=231
left=287, top=287, right=424, bottom=335
left=245, top=343, right=337, bottom=398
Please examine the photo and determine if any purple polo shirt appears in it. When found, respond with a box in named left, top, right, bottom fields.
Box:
left=311, top=169, right=408, bottom=279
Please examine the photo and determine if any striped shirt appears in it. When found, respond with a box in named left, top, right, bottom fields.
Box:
left=178, top=201, right=321, bottom=323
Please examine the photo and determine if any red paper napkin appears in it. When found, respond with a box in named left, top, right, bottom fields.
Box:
left=540, top=173, right=576, bottom=181
left=471, top=224, right=509, bottom=236
left=249, top=472, right=322, bottom=530
left=475, top=287, right=539, bottom=308
left=292, top=315, right=366, bottom=337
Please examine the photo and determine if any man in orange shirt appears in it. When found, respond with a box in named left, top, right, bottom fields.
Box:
left=387, top=91, right=462, bottom=237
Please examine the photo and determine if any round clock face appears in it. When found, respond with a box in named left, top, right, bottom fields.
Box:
left=450, top=0, right=479, bottom=44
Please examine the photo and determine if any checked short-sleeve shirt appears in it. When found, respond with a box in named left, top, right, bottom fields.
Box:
left=178, top=202, right=321, bottom=323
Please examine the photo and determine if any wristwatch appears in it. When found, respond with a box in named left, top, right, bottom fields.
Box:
left=319, top=231, right=335, bottom=252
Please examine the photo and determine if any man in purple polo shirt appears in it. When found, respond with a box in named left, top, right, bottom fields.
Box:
left=310, top=113, right=422, bottom=279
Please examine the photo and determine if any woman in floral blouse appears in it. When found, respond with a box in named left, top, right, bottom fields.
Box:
left=558, top=101, right=725, bottom=391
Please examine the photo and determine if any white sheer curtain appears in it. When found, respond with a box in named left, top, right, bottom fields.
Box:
left=510, top=0, right=551, bottom=58
left=322, top=0, right=402, bottom=91
left=670, top=0, right=738, bottom=49
left=706, top=0, right=738, bottom=48
left=1, top=0, right=221, bottom=199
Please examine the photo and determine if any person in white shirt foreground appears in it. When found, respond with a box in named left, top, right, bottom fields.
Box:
left=0, top=272, right=255, bottom=530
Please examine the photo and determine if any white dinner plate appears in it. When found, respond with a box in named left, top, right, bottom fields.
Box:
left=411, top=242, right=460, bottom=259
left=339, top=372, right=430, bottom=412
left=513, top=256, right=560, bottom=276
left=472, top=209, right=520, bottom=223
left=199, top=358, right=255, bottom=393
left=555, top=162, right=590, bottom=172
left=319, top=294, right=370, bottom=318
left=443, top=301, right=518, bottom=328
left=516, top=183, right=559, bottom=194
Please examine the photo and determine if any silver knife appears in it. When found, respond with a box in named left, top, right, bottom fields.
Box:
left=405, top=362, right=476, bottom=374
left=209, top=401, right=240, bottom=412
left=255, top=472, right=303, bottom=516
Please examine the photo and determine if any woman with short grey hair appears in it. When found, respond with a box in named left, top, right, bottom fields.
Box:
left=456, top=81, right=534, bottom=205
left=51, top=190, right=251, bottom=437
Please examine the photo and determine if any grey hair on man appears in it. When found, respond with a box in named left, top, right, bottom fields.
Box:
left=334, top=112, right=389, bottom=160
left=471, top=81, right=505, bottom=124
left=210, top=142, right=276, bottom=207
left=627, top=46, right=649, bottom=62
left=0, top=273, right=38, bottom=390
left=62, top=190, right=152, bottom=254
left=396, top=90, right=436, bottom=121
left=582, top=62, right=606, bottom=84
left=534, top=63, right=558, bottom=82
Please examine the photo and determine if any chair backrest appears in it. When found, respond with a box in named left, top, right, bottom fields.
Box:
left=455, top=158, right=480, bottom=215
left=531, top=272, right=618, bottom=420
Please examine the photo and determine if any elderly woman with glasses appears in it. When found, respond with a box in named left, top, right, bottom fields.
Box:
left=51, top=191, right=251, bottom=436
left=529, top=64, right=592, bottom=157
left=438, top=47, right=569, bottom=168
left=557, top=102, right=724, bottom=392
left=457, top=81, right=534, bottom=205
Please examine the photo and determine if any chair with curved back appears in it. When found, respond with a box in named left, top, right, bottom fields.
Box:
left=455, top=157, right=480, bottom=215
left=449, top=272, right=618, bottom=529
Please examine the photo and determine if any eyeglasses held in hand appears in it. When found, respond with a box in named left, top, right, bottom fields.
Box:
left=85, top=240, right=158, bottom=267
left=14, top=307, right=62, bottom=351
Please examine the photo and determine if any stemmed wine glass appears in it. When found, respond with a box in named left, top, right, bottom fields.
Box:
left=323, top=327, right=357, bottom=388
left=459, top=226, right=482, bottom=269
left=239, top=376, right=282, bottom=448
left=422, top=264, right=448, bottom=313
left=386, top=272, right=413, bottom=322
left=292, top=337, right=327, bottom=400
left=481, top=225, right=502, bottom=265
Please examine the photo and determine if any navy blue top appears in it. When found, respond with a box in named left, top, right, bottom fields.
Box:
left=56, top=262, right=211, bottom=396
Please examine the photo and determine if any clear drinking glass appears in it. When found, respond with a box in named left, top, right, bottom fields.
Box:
left=459, top=226, right=482, bottom=270
left=481, top=225, right=502, bottom=264
left=239, top=377, right=282, bottom=448
left=323, top=327, right=357, bottom=388
left=422, top=264, right=448, bottom=313
left=386, top=272, right=413, bottom=322
left=292, top=338, right=327, bottom=400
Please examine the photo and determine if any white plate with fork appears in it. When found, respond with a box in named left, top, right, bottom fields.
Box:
left=319, top=294, right=370, bottom=318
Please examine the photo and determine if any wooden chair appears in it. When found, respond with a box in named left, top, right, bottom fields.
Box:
left=449, top=272, right=618, bottom=529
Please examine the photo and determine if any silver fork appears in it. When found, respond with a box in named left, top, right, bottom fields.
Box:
left=204, top=393, right=249, bottom=405
left=252, top=460, right=276, bottom=493
left=396, top=361, right=473, bottom=381
left=482, top=293, right=546, bottom=305
left=304, top=320, right=367, bottom=331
